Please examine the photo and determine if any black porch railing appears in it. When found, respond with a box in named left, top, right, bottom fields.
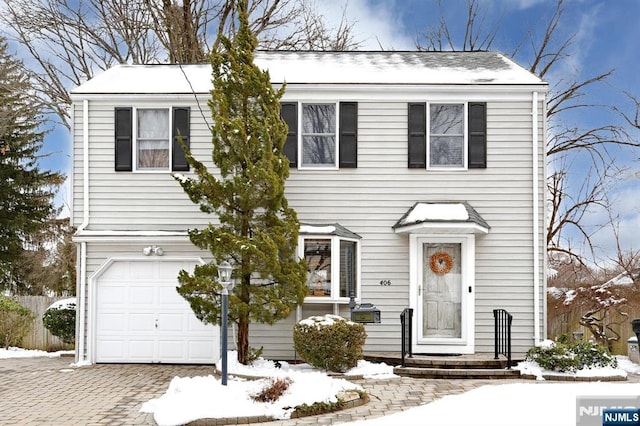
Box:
left=493, top=308, right=513, bottom=368
left=400, top=308, right=413, bottom=366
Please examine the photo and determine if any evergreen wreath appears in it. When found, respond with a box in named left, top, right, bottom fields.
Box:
left=429, top=252, right=454, bottom=275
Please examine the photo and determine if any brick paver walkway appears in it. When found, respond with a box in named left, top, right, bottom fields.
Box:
left=1, top=356, right=639, bottom=425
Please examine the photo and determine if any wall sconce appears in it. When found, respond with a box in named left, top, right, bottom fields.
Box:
left=143, top=245, right=164, bottom=256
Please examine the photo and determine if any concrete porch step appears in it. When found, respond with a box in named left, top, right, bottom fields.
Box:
left=394, top=366, right=522, bottom=379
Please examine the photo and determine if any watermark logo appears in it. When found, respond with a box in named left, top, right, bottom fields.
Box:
left=576, top=396, right=640, bottom=426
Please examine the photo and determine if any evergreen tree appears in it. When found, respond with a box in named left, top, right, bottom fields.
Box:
left=0, top=38, right=63, bottom=292
left=175, top=0, right=307, bottom=365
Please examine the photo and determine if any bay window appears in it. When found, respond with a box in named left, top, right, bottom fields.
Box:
left=299, top=224, right=360, bottom=302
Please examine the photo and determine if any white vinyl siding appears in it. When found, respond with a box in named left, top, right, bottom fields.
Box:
left=74, top=92, right=546, bottom=359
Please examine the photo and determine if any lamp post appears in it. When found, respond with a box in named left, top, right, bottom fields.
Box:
left=217, top=260, right=233, bottom=386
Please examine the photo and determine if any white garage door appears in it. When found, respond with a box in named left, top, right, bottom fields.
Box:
left=95, top=260, right=219, bottom=363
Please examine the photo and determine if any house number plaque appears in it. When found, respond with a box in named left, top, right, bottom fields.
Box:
left=379, top=280, right=391, bottom=286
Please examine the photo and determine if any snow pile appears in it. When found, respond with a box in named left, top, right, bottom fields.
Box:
left=141, top=369, right=362, bottom=425
left=47, top=297, right=76, bottom=310
left=0, top=347, right=72, bottom=359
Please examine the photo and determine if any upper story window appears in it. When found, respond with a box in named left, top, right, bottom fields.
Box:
left=429, top=104, right=464, bottom=168
left=137, top=108, right=170, bottom=170
left=280, top=102, right=358, bottom=170
left=408, top=102, right=487, bottom=170
left=299, top=224, right=360, bottom=302
left=114, top=106, right=190, bottom=172
left=302, top=103, right=336, bottom=167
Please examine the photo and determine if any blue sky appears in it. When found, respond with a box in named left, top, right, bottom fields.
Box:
left=35, top=0, right=639, bottom=263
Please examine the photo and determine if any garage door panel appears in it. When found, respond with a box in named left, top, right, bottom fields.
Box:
left=129, top=340, right=155, bottom=359
left=96, top=260, right=220, bottom=364
left=158, top=286, right=187, bottom=306
left=97, top=313, right=126, bottom=331
left=128, top=313, right=155, bottom=331
left=97, top=284, right=126, bottom=304
left=130, top=286, right=155, bottom=305
left=157, top=313, right=184, bottom=331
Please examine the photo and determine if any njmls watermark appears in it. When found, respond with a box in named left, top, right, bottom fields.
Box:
left=577, top=396, right=640, bottom=426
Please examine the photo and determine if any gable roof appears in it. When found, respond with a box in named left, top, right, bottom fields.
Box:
left=71, top=51, right=545, bottom=95
left=393, top=201, right=490, bottom=234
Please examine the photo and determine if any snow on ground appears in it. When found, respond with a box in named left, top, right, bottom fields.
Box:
left=141, top=353, right=640, bottom=426
left=5, top=346, right=638, bottom=426
left=0, top=347, right=72, bottom=359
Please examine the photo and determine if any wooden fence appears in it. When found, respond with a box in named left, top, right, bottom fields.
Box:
left=13, top=296, right=74, bottom=351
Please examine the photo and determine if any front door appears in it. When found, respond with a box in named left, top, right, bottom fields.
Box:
left=412, top=235, right=475, bottom=353
left=422, top=243, right=461, bottom=339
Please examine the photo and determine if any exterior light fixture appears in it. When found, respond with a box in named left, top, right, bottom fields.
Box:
left=142, top=246, right=164, bottom=256
left=217, top=260, right=234, bottom=386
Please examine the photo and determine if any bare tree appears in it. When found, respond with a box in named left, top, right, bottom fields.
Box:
left=0, top=0, right=361, bottom=126
left=418, top=0, right=640, bottom=263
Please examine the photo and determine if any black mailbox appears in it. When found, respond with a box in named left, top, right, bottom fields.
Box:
left=351, top=302, right=381, bottom=324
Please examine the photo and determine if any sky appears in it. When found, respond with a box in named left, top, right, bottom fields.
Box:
left=31, top=0, right=640, bottom=265
left=3, top=344, right=640, bottom=425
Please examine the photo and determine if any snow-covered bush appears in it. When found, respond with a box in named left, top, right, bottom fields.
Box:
left=0, top=295, right=35, bottom=349
left=293, top=314, right=366, bottom=372
left=525, top=339, right=617, bottom=372
left=42, top=298, right=76, bottom=345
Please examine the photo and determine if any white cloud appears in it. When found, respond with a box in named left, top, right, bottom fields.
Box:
left=316, top=0, right=415, bottom=50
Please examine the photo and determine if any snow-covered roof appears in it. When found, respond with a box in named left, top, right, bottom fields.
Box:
left=299, top=223, right=361, bottom=239
left=393, top=202, right=490, bottom=234
left=71, top=51, right=545, bottom=95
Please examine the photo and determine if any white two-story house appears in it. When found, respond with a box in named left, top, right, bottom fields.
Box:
left=71, top=51, right=547, bottom=364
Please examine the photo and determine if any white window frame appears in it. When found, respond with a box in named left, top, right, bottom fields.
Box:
left=133, top=106, right=172, bottom=173
left=298, top=102, right=340, bottom=170
left=426, top=102, right=468, bottom=171
left=298, top=234, right=361, bottom=303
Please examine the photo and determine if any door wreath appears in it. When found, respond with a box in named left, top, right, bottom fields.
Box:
left=429, top=252, right=453, bottom=275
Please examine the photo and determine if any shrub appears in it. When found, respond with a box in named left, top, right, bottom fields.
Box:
left=42, top=299, right=76, bottom=345
left=251, top=378, right=291, bottom=403
left=0, top=295, right=35, bottom=349
left=525, top=339, right=617, bottom=372
left=293, top=314, right=366, bottom=373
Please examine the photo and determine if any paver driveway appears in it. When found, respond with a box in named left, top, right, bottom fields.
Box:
left=8, top=355, right=625, bottom=425
left=0, top=355, right=212, bottom=425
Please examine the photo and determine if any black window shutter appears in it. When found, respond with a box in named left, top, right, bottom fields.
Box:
left=468, top=102, right=487, bottom=169
left=408, top=103, right=426, bottom=168
left=339, top=102, right=358, bottom=168
left=114, top=107, right=132, bottom=171
left=172, top=107, right=190, bottom=172
left=280, top=102, right=298, bottom=167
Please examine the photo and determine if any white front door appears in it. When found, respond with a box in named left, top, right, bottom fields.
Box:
left=94, top=260, right=219, bottom=363
left=412, top=235, right=475, bottom=354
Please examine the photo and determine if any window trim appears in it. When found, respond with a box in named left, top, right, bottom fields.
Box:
left=426, top=102, right=468, bottom=171
left=133, top=106, right=172, bottom=173
left=298, top=101, right=340, bottom=170
left=298, top=234, right=361, bottom=303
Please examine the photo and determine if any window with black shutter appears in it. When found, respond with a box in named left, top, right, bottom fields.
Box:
left=408, top=103, right=426, bottom=168
left=339, top=102, right=358, bottom=168
left=407, top=102, right=487, bottom=170
left=115, top=107, right=133, bottom=171
left=280, top=102, right=298, bottom=167
left=114, top=106, right=190, bottom=172
left=172, top=107, right=190, bottom=172
left=468, top=102, right=487, bottom=169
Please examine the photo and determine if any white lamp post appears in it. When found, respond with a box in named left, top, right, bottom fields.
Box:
left=217, top=260, right=233, bottom=386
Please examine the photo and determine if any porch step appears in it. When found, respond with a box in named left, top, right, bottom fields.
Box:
left=394, top=366, right=521, bottom=379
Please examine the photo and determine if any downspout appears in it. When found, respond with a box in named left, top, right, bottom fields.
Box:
left=532, top=91, right=541, bottom=346
left=77, top=99, right=90, bottom=232
left=78, top=242, right=87, bottom=363
left=77, top=99, right=89, bottom=362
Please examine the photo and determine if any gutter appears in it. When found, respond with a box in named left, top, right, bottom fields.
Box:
left=532, top=91, right=541, bottom=346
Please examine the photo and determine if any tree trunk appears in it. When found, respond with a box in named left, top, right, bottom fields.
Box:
left=236, top=315, right=249, bottom=364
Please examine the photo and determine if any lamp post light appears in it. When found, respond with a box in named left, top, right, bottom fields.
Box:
left=217, top=260, right=233, bottom=386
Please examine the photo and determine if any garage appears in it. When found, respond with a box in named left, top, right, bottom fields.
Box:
left=94, top=259, right=219, bottom=363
